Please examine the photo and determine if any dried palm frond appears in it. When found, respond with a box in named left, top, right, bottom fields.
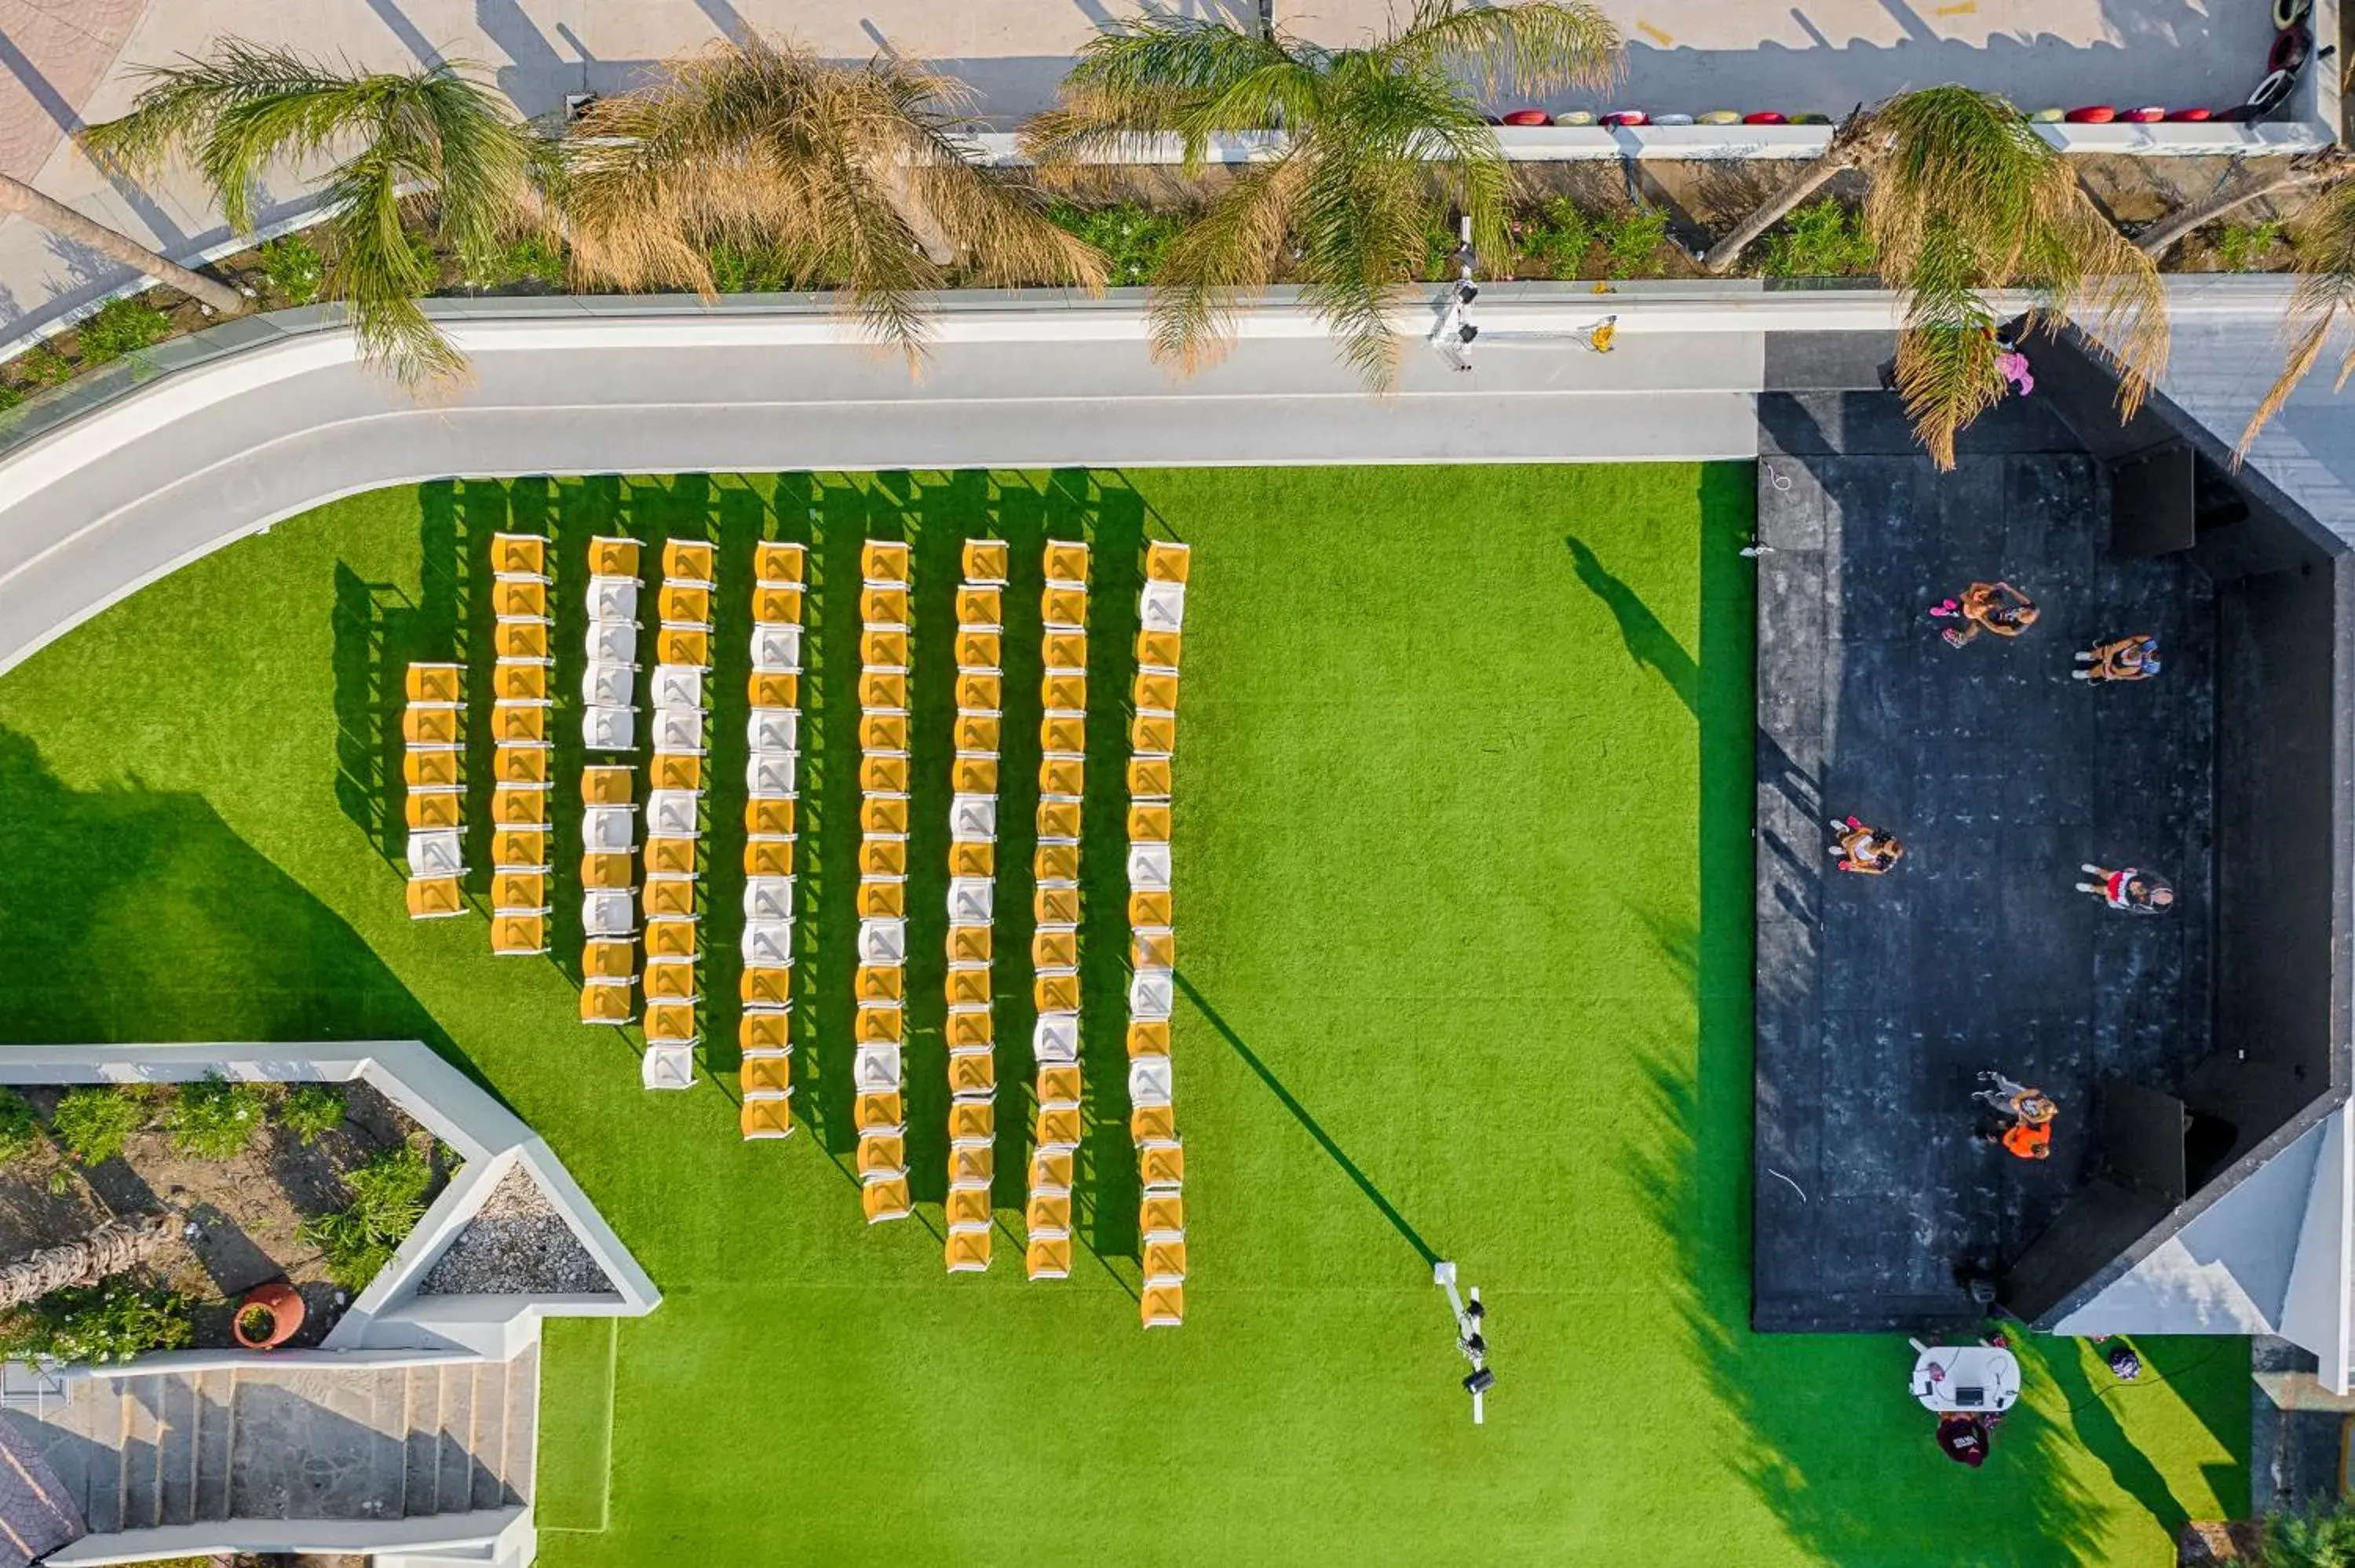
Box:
left=562, top=35, right=1104, bottom=368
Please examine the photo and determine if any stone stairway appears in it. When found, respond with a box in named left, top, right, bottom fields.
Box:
left=0, top=1350, right=535, bottom=1537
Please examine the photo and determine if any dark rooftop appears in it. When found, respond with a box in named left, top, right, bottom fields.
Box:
left=1751, top=390, right=2218, bottom=1333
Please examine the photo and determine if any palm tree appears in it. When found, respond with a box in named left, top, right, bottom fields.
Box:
left=2228, top=177, right=2355, bottom=458
left=558, top=35, right=1106, bottom=366
left=0, top=174, right=249, bottom=319
left=82, top=41, right=549, bottom=383
left=0, top=1214, right=170, bottom=1313
left=2131, top=149, right=2346, bottom=262
left=1020, top=0, right=1622, bottom=388
left=1707, top=87, right=2167, bottom=469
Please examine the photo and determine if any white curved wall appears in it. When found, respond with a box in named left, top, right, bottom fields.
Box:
left=0, top=284, right=1886, bottom=674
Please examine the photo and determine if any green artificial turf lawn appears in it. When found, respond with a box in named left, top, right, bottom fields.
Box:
left=0, top=464, right=2245, bottom=1565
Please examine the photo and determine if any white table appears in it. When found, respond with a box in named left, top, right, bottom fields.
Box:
left=1908, top=1340, right=2022, bottom=1414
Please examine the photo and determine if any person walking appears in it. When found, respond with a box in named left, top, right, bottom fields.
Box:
left=1931, top=581, right=2039, bottom=647
left=2072, top=633, right=2161, bottom=683
left=2076, top=865, right=2174, bottom=913
left=1828, top=815, right=1904, bottom=874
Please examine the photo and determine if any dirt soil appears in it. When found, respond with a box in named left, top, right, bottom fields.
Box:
left=0, top=1083, right=444, bottom=1349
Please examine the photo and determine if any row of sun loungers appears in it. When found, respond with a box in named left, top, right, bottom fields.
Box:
left=580, top=536, right=646, bottom=1028
left=402, top=661, right=466, bottom=918
left=856, top=540, right=916, bottom=1224
left=1130, top=541, right=1191, bottom=1329
left=740, top=542, right=807, bottom=1140
left=640, top=542, right=717, bottom=1091
left=486, top=534, right=554, bottom=954
left=1025, top=539, right=1093, bottom=1282
left=942, top=539, right=1012, bottom=1272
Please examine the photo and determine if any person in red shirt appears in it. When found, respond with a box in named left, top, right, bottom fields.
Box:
left=2076, top=864, right=2174, bottom=914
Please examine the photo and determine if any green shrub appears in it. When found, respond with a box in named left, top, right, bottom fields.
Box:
left=1047, top=201, right=1181, bottom=286
left=276, top=1084, right=346, bottom=1147
left=301, top=1142, right=434, bottom=1291
left=9, top=345, right=74, bottom=392
left=165, top=1074, right=265, bottom=1161
left=0, top=385, right=21, bottom=414
left=258, top=234, right=325, bottom=304
left=49, top=1087, right=144, bottom=1166
left=73, top=297, right=171, bottom=365
left=0, top=1090, right=43, bottom=1166
left=1518, top=198, right=1596, bottom=279
left=1760, top=199, right=1878, bottom=278
left=484, top=235, right=565, bottom=290
left=1599, top=208, right=1671, bottom=279
left=0, top=1283, right=192, bottom=1366
left=706, top=239, right=795, bottom=294
left=2218, top=218, right=2287, bottom=274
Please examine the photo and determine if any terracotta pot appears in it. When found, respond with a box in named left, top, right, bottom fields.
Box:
left=234, top=1282, right=305, bottom=1350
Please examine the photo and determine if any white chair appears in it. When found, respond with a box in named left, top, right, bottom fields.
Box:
left=1129, top=970, right=1175, bottom=1020
left=582, top=663, right=634, bottom=707
left=750, top=625, right=803, bottom=672
left=590, top=622, right=639, bottom=666
left=743, top=921, right=794, bottom=967
left=950, top=796, right=997, bottom=841
left=652, top=665, right=703, bottom=709
left=947, top=878, right=993, bottom=925
left=582, top=706, right=634, bottom=751
left=653, top=709, right=706, bottom=753
left=747, top=711, right=798, bottom=753
left=583, top=805, right=636, bottom=852
left=853, top=1043, right=903, bottom=1094
left=648, top=790, right=701, bottom=837
left=744, top=877, right=794, bottom=921
left=747, top=753, right=798, bottom=797
left=1128, top=1055, right=1174, bottom=1107
left=641, top=1043, right=696, bottom=1092
left=1127, top=842, right=1173, bottom=891
left=1140, top=580, right=1187, bottom=633
left=582, top=890, right=635, bottom=936
left=856, top=918, right=907, bottom=965
left=1033, top=1015, right=1080, bottom=1065
left=404, top=830, right=464, bottom=877
left=589, top=579, right=639, bottom=622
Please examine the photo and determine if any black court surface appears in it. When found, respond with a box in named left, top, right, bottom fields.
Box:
left=1751, top=392, right=2216, bottom=1333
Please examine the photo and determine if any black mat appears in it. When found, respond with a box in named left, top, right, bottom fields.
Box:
left=1752, top=392, right=2216, bottom=1333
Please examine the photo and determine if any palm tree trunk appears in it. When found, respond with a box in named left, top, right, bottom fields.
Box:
left=872, top=159, right=959, bottom=268
left=1703, top=148, right=1857, bottom=275
left=0, top=1215, right=171, bottom=1313
left=0, top=173, right=250, bottom=318
left=2135, top=151, right=2346, bottom=259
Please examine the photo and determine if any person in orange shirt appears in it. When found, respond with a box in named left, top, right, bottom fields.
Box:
left=1975, top=1071, right=2057, bottom=1161
left=2000, top=1119, right=2052, bottom=1161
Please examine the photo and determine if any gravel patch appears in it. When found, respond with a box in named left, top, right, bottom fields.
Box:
left=418, top=1165, right=610, bottom=1296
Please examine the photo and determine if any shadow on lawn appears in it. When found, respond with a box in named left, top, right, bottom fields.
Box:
left=1625, top=461, right=2126, bottom=1564
left=1175, top=970, right=1439, bottom=1268
left=0, top=727, right=474, bottom=1071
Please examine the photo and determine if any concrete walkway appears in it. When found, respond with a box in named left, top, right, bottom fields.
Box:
left=0, top=281, right=1814, bottom=675
left=0, top=0, right=2285, bottom=356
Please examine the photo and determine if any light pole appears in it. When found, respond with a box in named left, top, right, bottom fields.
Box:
left=1434, top=1260, right=1494, bottom=1424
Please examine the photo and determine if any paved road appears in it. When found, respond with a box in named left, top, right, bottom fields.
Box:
left=0, top=0, right=2279, bottom=356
